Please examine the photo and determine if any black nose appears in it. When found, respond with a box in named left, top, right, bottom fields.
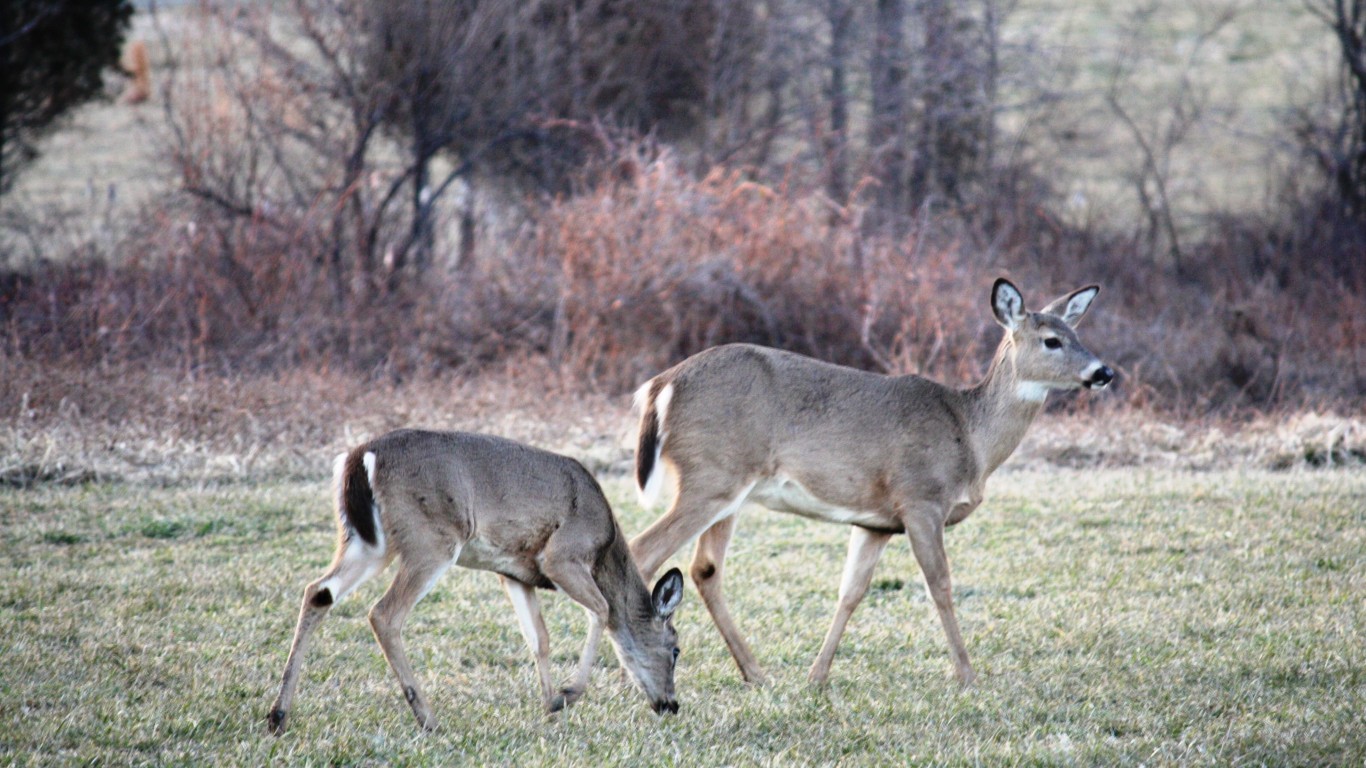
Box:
left=1090, top=366, right=1114, bottom=388
left=652, top=700, right=679, bottom=715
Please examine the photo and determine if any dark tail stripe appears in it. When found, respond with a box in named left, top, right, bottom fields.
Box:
left=635, top=384, right=660, bottom=492
left=341, top=448, right=378, bottom=546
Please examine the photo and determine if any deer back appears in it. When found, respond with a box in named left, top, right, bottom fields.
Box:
left=358, top=429, right=617, bottom=588
left=648, top=344, right=979, bottom=513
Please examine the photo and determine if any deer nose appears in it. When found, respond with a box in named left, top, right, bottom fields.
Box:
left=1088, top=365, right=1114, bottom=389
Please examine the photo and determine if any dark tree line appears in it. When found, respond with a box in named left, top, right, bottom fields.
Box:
left=1306, top=0, right=1366, bottom=219
left=0, top=0, right=133, bottom=194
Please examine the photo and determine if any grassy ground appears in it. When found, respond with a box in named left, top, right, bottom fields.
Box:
left=2, top=468, right=1361, bottom=766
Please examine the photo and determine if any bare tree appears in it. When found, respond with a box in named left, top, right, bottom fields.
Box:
left=862, top=0, right=1003, bottom=227
left=869, top=0, right=908, bottom=225
left=1100, top=2, right=1238, bottom=275
left=823, top=0, right=855, bottom=204
left=909, top=0, right=994, bottom=205
left=362, top=0, right=756, bottom=274
left=154, top=0, right=751, bottom=298
left=1306, top=0, right=1366, bottom=219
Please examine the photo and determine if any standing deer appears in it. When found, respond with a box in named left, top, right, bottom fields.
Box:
left=268, top=429, right=685, bottom=735
left=629, top=278, right=1112, bottom=686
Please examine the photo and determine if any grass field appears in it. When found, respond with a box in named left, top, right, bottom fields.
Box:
left=2, top=467, right=1362, bottom=766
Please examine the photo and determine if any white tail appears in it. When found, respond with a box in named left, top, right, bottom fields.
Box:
left=268, top=429, right=684, bottom=734
left=629, top=278, right=1112, bottom=686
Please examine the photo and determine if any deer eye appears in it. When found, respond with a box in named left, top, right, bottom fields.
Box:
left=1043, top=337, right=1062, bottom=350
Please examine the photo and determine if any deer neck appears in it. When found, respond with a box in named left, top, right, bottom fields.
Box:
left=963, top=337, right=1046, bottom=477
left=597, top=526, right=655, bottom=640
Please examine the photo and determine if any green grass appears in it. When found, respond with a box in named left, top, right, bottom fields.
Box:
left=1, top=469, right=1363, bottom=766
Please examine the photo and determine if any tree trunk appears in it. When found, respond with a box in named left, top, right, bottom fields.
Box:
left=869, top=0, right=907, bottom=227
left=824, top=0, right=853, bottom=205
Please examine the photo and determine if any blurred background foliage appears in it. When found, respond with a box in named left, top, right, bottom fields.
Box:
left=1, top=0, right=1363, bottom=412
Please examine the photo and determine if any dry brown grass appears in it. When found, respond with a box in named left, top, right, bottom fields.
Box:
left=3, top=356, right=1361, bottom=490
left=0, top=357, right=626, bottom=487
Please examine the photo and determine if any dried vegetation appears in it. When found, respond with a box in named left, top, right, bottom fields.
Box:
left=2, top=2, right=1363, bottom=488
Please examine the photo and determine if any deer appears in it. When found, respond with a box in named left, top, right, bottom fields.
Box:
left=267, top=429, right=685, bottom=735
left=628, top=278, right=1113, bottom=688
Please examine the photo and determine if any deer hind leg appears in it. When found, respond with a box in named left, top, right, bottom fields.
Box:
left=268, top=538, right=391, bottom=735
left=808, top=526, right=894, bottom=685
left=629, top=479, right=755, bottom=682
left=368, top=550, right=455, bottom=731
left=690, top=514, right=766, bottom=685
left=630, top=478, right=756, bottom=579
left=905, top=511, right=976, bottom=685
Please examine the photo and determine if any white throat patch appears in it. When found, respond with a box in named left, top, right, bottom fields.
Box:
left=1016, top=381, right=1051, bottom=403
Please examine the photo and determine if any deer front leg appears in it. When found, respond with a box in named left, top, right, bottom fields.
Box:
left=690, top=515, right=766, bottom=685
left=500, top=576, right=562, bottom=713
left=532, top=557, right=611, bottom=712
left=808, top=526, right=894, bottom=685
left=905, top=511, right=975, bottom=685
left=566, top=612, right=605, bottom=707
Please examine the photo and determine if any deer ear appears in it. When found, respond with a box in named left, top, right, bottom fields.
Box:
left=651, top=568, right=684, bottom=620
left=1041, top=285, right=1100, bottom=327
left=991, top=278, right=1026, bottom=331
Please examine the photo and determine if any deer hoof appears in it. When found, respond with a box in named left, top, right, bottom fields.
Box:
left=267, top=708, right=288, bottom=736
left=741, top=671, right=770, bottom=688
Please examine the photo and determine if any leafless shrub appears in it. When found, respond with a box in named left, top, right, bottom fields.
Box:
left=516, top=151, right=1006, bottom=390
left=2, top=0, right=1363, bottom=415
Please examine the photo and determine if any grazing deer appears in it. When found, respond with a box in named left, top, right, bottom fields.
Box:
left=629, top=278, right=1112, bottom=686
left=268, top=429, right=685, bottom=735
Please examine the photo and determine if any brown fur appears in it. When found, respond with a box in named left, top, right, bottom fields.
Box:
left=629, top=279, right=1112, bottom=687
left=121, top=41, right=150, bottom=105
left=269, top=429, right=684, bottom=734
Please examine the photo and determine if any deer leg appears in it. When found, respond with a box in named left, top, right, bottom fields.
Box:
left=630, top=482, right=755, bottom=580
left=368, top=553, right=453, bottom=731
left=500, top=576, right=562, bottom=713
left=568, top=613, right=605, bottom=707
left=539, top=558, right=611, bottom=711
left=268, top=541, right=390, bottom=735
left=690, top=515, right=766, bottom=685
left=808, top=526, right=894, bottom=685
left=905, top=513, right=976, bottom=685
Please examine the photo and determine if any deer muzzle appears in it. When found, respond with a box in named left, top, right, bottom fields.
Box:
left=1085, top=365, right=1114, bottom=390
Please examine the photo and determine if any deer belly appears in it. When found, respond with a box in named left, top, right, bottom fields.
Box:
left=748, top=474, right=891, bottom=529
left=457, top=539, right=550, bottom=588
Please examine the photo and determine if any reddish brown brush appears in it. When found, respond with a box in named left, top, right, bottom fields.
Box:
left=533, top=154, right=997, bottom=391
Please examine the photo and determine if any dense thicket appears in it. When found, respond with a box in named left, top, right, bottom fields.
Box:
left=0, top=0, right=1362, bottom=412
